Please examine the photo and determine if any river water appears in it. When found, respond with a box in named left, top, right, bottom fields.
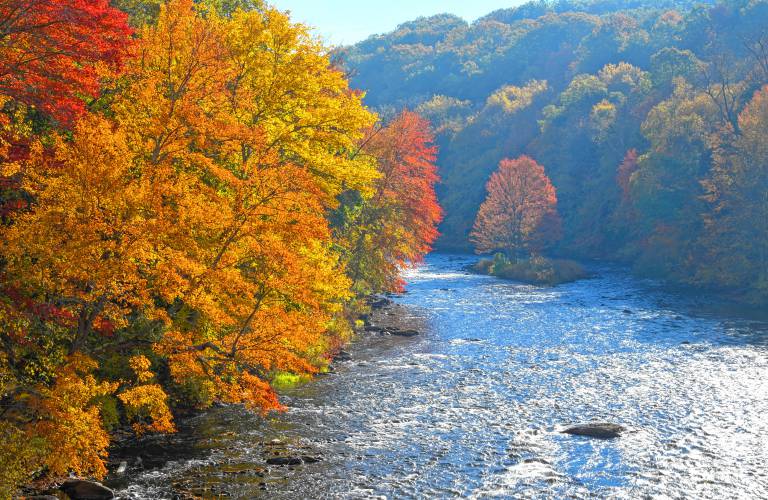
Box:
left=110, top=254, right=768, bottom=499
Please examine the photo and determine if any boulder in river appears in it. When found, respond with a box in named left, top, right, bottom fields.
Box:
left=266, top=457, right=302, bottom=466
left=59, top=479, right=115, bottom=499
left=334, top=350, right=352, bottom=362
left=562, top=423, right=626, bottom=439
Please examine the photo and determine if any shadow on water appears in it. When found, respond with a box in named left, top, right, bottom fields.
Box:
left=109, top=253, right=768, bottom=499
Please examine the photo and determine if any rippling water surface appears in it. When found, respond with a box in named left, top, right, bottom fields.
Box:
left=111, top=254, right=768, bottom=499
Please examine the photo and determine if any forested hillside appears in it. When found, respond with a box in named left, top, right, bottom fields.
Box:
left=343, top=0, right=768, bottom=303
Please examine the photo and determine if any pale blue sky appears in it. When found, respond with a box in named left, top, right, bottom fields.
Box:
left=270, top=0, right=525, bottom=45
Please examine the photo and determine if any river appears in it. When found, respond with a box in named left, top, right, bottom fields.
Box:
left=109, top=254, right=768, bottom=499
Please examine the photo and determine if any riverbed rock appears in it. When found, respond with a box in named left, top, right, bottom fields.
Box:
left=334, top=350, right=352, bottom=362
left=60, top=479, right=115, bottom=499
left=562, top=423, right=626, bottom=439
left=266, top=457, right=302, bottom=466
left=389, top=329, right=419, bottom=337
left=369, top=297, right=392, bottom=309
left=301, top=455, right=322, bottom=464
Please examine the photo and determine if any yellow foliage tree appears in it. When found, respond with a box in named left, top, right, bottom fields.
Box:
left=0, top=0, right=385, bottom=488
left=110, top=0, right=378, bottom=409
left=28, top=355, right=117, bottom=478
left=2, top=116, right=167, bottom=355
left=118, top=355, right=175, bottom=435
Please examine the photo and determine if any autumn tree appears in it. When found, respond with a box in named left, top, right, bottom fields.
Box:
left=2, top=117, right=170, bottom=357
left=701, top=85, right=768, bottom=299
left=67, top=0, right=376, bottom=414
left=0, top=0, right=131, bottom=125
left=113, top=0, right=376, bottom=410
left=0, top=0, right=131, bottom=227
left=0, top=0, right=378, bottom=487
left=335, top=110, right=442, bottom=294
left=471, top=156, right=561, bottom=258
left=0, top=116, right=176, bottom=487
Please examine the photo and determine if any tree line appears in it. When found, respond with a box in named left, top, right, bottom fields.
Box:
left=0, top=0, right=441, bottom=492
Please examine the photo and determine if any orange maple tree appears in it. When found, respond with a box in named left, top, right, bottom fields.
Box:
left=108, top=0, right=375, bottom=411
left=471, top=156, right=561, bottom=257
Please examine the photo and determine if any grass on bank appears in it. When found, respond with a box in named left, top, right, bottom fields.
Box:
left=271, top=372, right=312, bottom=390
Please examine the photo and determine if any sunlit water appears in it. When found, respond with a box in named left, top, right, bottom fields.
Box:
left=110, top=254, right=768, bottom=499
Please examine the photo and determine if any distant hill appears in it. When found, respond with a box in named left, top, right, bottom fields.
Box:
left=342, top=0, right=768, bottom=303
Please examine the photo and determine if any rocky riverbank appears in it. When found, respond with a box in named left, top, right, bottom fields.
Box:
left=18, top=295, right=426, bottom=500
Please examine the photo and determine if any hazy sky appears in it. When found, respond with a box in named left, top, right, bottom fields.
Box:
left=270, top=0, right=525, bottom=45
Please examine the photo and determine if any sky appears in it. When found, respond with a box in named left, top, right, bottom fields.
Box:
left=270, top=0, right=525, bottom=46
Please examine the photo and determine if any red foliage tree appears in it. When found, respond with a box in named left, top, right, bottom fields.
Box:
left=345, top=110, right=443, bottom=292
left=470, top=156, right=561, bottom=256
left=371, top=110, right=442, bottom=258
left=0, top=0, right=132, bottom=125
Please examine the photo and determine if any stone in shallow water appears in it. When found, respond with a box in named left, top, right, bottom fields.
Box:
left=334, top=350, right=352, bottom=362
left=115, top=461, right=128, bottom=475
left=562, top=423, right=626, bottom=439
left=266, top=457, right=302, bottom=466
left=60, top=479, right=115, bottom=499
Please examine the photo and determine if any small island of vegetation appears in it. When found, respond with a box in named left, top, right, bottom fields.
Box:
left=467, top=156, right=587, bottom=285
left=471, top=254, right=588, bottom=286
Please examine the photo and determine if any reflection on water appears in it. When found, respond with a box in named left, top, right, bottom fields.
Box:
left=111, top=254, right=768, bottom=499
